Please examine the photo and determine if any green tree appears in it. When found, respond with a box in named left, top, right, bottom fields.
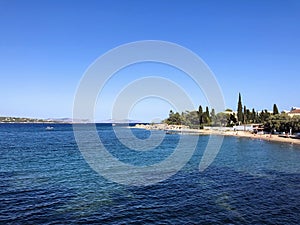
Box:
left=210, top=108, right=216, bottom=125
left=273, top=104, right=279, bottom=115
left=264, top=114, right=300, bottom=133
left=164, top=110, right=182, bottom=125
left=203, top=106, right=211, bottom=125
left=251, top=108, right=256, bottom=123
left=211, top=108, right=216, bottom=117
left=172, top=112, right=181, bottom=125
left=243, top=105, right=247, bottom=124
left=246, top=109, right=251, bottom=123
left=169, top=110, right=174, bottom=116
left=214, top=112, right=228, bottom=126
left=182, top=110, right=199, bottom=128
left=198, top=105, right=203, bottom=128
left=205, top=106, right=210, bottom=118
left=258, top=109, right=271, bottom=123
left=237, top=93, right=243, bottom=123
left=227, top=113, right=237, bottom=126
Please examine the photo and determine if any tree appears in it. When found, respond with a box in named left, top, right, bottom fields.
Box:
left=203, top=106, right=211, bottom=125
left=273, top=104, right=279, bottom=115
left=243, top=105, right=247, bottom=124
left=211, top=108, right=216, bottom=117
left=258, top=109, right=271, bottom=123
left=182, top=110, right=199, bottom=128
left=169, top=110, right=174, bottom=117
left=228, top=113, right=237, bottom=126
left=164, top=110, right=182, bottom=125
left=198, top=105, right=203, bottom=128
left=263, top=114, right=300, bottom=133
left=210, top=108, right=216, bottom=125
left=214, top=112, right=228, bottom=126
left=205, top=106, right=210, bottom=118
left=237, top=93, right=243, bottom=123
left=246, top=109, right=251, bottom=123
left=251, top=108, right=256, bottom=123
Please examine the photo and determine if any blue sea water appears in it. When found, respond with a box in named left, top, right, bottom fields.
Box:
left=0, top=123, right=300, bottom=224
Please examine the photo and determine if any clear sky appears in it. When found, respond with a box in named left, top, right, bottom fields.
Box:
left=1, top=0, right=299, bottom=122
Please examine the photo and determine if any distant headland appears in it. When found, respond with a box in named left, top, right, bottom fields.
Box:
left=0, top=117, right=78, bottom=124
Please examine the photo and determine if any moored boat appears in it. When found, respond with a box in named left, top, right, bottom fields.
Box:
left=290, top=135, right=300, bottom=139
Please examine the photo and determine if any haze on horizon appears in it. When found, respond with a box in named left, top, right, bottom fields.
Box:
left=1, top=0, right=299, bottom=122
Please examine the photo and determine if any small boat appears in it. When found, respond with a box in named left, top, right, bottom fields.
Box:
left=45, top=126, right=54, bottom=130
left=278, top=134, right=290, bottom=138
left=290, top=135, right=300, bottom=140
left=165, top=131, right=174, bottom=134
left=165, top=130, right=181, bottom=135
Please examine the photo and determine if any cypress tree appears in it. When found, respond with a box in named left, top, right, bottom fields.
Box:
left=273, top=104, right=279, bottom=115
left=205, top=106, right=210, bottom=119
left=198, top=105, right=203, bottom=126
left=243, top=105, right=247, bottom=123
left=211, top=108, right=216, bottom=124
left=252, top=108, right=256, bottom=122
left=237, top=93, right=243, bottom=123
left=204, top=106, right=210, bottom=124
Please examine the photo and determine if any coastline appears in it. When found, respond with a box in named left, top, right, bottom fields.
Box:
left=134, top=124, right=300, bottom=146
left=216, top=130, right=300, bottom=145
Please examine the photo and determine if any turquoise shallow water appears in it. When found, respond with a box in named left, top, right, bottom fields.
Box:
left=0, top=123, right=300, bottom=224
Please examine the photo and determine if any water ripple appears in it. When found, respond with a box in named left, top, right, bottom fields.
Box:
left=0, top=124, right=299, bottom=224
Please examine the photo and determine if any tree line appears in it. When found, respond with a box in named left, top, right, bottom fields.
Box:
left=163, top=93, right=300, bottom=133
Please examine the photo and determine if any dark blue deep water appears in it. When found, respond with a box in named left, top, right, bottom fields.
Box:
left=0, top=124, right=299, bottom=224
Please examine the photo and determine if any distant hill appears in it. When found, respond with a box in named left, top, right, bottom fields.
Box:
left=0, top=116, right=53, bottom=123
left=0, top=116, right=81, bottom=123
left=98, top=119, right=142, bottom=124
left=0, top=116, right=142, bottom=124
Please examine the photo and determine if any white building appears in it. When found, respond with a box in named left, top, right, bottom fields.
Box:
left=233, top=124, right=263, bottom=132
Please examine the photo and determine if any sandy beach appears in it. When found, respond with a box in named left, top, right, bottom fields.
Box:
left=215, top=130, right=300, bottom=145
left=134, top=124, right=300, bottom=145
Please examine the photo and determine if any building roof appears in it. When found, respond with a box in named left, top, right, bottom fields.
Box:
left=289, top=109, right=300, bottom=114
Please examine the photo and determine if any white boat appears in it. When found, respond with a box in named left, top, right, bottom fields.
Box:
left=45, top=126, right=54, bottom=130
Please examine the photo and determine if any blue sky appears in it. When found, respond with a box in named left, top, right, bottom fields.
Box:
left=0, top=0, right=299, bottom=122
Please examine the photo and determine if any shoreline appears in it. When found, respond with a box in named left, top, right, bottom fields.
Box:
left=214, top=130, right=300, bottom=145
left=134, top=124, right=300, bottom=146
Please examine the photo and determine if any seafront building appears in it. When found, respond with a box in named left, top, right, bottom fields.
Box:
left=232, top=124, right=264, bottom=133
left=288, top=107, right=300, bottom=117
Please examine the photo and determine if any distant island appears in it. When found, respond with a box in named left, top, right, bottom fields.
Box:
left=0, top=116, right=72, bottom=123
left=0, top=117, right=81, bottom=124
left=0, top=117, right=141, bottom=124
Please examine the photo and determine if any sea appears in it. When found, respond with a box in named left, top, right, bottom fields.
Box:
left=0, top=123, right=299, bottom=224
